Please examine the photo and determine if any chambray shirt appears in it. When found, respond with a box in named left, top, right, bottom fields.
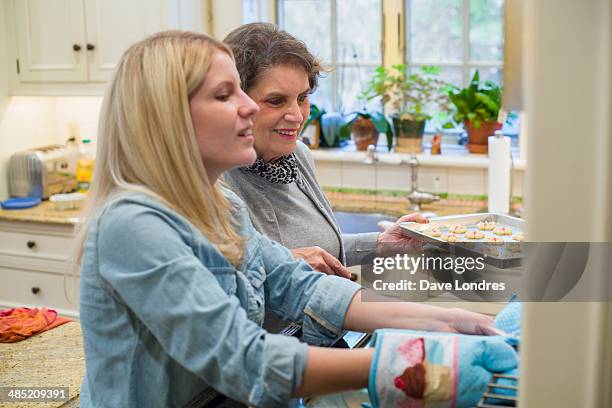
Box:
left=79, top=191, right=360, bottom=408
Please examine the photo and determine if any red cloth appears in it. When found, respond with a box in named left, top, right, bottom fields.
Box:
left=0, top=307, right=71, bottom=343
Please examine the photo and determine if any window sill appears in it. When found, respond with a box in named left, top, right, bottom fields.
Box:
left=309, top=142, right=526, bottom=171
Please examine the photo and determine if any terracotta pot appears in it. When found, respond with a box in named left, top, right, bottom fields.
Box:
left=464, top=120, right=503, bottom=154
left=352, top=117, right=379, bottom=151
left=393, top=117, right=426, bottom=153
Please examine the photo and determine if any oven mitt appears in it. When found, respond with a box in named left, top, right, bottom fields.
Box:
left=493, top=294, right=522, bottom=346
left=367, top=329, right=518, bottom=408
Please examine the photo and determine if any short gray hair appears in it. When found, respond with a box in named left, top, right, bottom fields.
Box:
left=224, top=23, right=325, bottom=93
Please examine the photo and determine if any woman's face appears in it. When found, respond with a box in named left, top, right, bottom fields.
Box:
left=190, top=51, right=259, bottom=183
left=248, top=64, right=310, bottom=162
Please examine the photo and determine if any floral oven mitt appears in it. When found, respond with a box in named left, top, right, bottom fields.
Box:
left=367, top=329, right=519, bottom=408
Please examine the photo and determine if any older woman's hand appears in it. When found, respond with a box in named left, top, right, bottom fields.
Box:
left=377, top=213, right=429, bottom=255
left=291, top=246, right=352, bottom=279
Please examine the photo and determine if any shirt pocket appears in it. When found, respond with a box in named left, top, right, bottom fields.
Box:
left=244, top=256, right=266, bottom=290
left=208, top=266, right=237, bottom=295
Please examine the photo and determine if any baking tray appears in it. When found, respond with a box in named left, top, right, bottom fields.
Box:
left=400, top=213, right=525, bottom=269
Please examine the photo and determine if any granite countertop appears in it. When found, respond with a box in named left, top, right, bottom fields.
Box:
left=0, top=322, right=84, bottom=408
left=0, top=201, right=82, bottom=225
left=325, top=190, right=496, bottom=217
left=0, top=192, right=522, bottom=226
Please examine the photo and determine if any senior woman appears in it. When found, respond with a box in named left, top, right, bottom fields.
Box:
left=223, top=22, right=426, bottom=280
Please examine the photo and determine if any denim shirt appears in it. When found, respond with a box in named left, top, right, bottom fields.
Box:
left=79, top=191, right=360, bottom=408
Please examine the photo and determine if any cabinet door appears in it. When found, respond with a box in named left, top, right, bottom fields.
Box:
left=14, top=0, right=88, bottom=82
left=84, top=0, right=168, bottom=82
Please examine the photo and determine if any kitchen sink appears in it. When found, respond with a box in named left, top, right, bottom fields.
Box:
left=333, top=211, right=396, bottom=234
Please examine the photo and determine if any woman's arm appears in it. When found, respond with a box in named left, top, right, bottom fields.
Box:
left=294, top=347, right=374, bottom=397
left=343, top=290, right=502, bottom=335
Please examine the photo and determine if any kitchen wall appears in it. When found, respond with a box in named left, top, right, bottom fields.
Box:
left=0, top=1, right=9, bottom=118
left=0, top=96, right=103, bottom=200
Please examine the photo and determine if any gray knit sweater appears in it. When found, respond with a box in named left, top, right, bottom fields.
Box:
left=223, top=141, right=378, bottom=267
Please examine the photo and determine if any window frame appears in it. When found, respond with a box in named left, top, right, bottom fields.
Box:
left=276, top=0, right=384, bottom=112
left=405, top=0, right=505, bottom=87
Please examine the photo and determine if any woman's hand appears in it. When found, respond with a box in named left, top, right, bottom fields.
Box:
left=429, top=308, right=504, bottom=336
left=291, top=246, right=352, bottom=279
left=377, top=213, right=429, bottom=255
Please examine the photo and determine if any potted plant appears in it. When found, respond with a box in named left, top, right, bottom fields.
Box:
left=300, top=104, right=325, bottom=149
left=338, top=110, right=393, bottom=151
left=361, top=64, right=450, bottom=153
left=445, top=70, right=503, bottom=154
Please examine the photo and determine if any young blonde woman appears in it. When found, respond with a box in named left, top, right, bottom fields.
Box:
left=76, top=31, right=500, bottom=407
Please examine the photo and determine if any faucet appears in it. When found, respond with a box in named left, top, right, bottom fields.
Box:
left=406, top=155, right=440, bottom=211
left=363, top=144, right=378, bottom=164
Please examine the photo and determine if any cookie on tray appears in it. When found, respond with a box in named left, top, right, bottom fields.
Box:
left=430, top=227, right=442, bottom=237
left=441, top=233, right=460, bottom=243
left=449, top=225, right=467, bottom=234
left=486, top=236, right=505, bottom=245
left=477, top=221, right=496, bottom=231
left=492, top=227, right=513, bottom=236
left=465, top=230, right=485, bottom=240
left=512, top=233, right=524, bottom=241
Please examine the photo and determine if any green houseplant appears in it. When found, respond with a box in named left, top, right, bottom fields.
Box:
left=361, top=64, right=450, bottom=153
left=338, top=110, right=393, bottom=151
left=445, top=70, right=503, bottom=154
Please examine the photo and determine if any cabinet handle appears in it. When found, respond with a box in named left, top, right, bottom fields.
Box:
left=31, top=287, right=40, bottom=295
left=86, top=43, right=95, bottom=51
left=73, top=44, right=82, bottom=51
left=26, top=240, right=36, bottom=249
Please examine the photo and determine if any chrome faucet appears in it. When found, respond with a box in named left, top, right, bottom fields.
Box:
left=363, top=144, right=378, bottom=164
left=406, top=155, right=440, bottom=211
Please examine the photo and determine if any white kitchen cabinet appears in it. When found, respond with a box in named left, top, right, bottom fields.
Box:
left=14, top=0, right=168, bottom=84
left=0, top=220, right=79, bottom=317
left=14, top=0, right=88, bottom=82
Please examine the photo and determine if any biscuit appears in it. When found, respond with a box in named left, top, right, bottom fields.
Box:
left=449, top=225, right=467, bottom=234
left=465, top=230, right=485, bottom=240
left=493, top=227, right=512, bottom=236
left=477, top=221, right=496, bottom=231
left=441, top=234, right=460, bottom=243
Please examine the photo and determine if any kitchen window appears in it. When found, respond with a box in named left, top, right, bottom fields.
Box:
left=247, top=0, right=519, bottom=150
left=406, top=0, right=504, bottom=87
left=274, top=0, right=504, bottom=109
left=276, top=0, right=383, bottom=113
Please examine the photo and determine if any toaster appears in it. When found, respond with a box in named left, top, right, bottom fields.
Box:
left=8, top=144, right=79, bottom=199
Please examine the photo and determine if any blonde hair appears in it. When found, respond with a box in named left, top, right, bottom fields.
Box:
left=74, top=31, right=244, bottom=269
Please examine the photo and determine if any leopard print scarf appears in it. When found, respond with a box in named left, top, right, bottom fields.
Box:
left=244, top=154, right=299, bottom=184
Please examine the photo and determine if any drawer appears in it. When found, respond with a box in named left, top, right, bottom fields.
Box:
left=0, top=267, right=80, bottom=313
left=0, top=229, right=74, bottom=260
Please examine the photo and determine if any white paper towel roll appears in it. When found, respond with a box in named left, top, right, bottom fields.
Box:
left=488, top=135, right=511, bottom=213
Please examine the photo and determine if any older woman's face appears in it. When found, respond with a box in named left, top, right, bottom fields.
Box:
left=247, top=64, right=310, bottom=162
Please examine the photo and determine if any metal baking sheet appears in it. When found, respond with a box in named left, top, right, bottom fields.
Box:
left=399, top=213, right=525, bottom=269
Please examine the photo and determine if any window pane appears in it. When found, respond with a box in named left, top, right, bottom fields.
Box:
left=409, top=0, right=463, bottom=63
left=279, top=0, right=332, bottom=62
left=337, top=0, right=382, bottom=64
left=470, top=0, right=504, bottom=61
left=470, top=66, right=503, bottom=86
left=309, top=74, right=334, bottom=112
left=242, top=0, right=258, bottom=23
left=410, top=65, right=463, bottom=88
left=337, top=66, right=380, bottom=113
